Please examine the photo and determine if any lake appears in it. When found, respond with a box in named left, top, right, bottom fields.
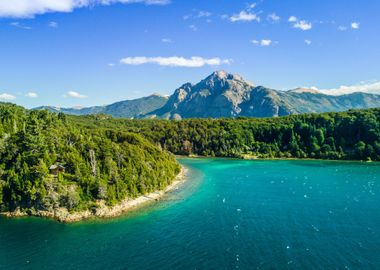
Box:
left=1, top=158, right=380, bottom=269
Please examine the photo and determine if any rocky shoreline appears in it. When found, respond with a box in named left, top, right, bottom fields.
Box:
left=1, top=166, right=188, bottom=223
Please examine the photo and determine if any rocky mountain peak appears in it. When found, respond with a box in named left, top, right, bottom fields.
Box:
left=36, top=71, right=380, bottom=120
left=213, top=70, right=229, bottom=79
left=205, top=70, right=252, bottom=85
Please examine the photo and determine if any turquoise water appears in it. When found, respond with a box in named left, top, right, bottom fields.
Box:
left=1, top=158, right=380, bottom=269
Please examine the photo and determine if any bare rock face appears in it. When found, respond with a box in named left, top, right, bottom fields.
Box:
left=149, top=71, right=256, bottom=119
left=147, top=71, right=380, bottom=119
left=36, top=70, right=380, bottom=119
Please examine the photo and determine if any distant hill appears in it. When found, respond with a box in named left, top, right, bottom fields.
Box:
left=35, top=94, right=168, bottom=118
left=35, top=71, right=380, bottom=119
left=146, top=71, right=380, bottom=119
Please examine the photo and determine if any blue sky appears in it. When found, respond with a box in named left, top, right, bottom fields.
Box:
left=0, top=0, right=379, bottom=108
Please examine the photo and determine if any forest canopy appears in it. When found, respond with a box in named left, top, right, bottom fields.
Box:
left=70, top=108, right=380, bottom=161
left=0, top=104, right=180, bottom=213
left=1, top=103, right=380, bottom=215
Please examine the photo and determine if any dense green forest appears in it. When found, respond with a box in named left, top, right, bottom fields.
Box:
left=0, top=104, right=180, bottom=214
left=1, top=103, right=380, bottom=215
left=70, top=108, right=380, bottom=161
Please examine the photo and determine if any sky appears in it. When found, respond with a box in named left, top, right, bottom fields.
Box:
left=0, top=0, right=379, bottom=108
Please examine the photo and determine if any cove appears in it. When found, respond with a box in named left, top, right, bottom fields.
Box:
left=1, top=158, right=380, bottom=269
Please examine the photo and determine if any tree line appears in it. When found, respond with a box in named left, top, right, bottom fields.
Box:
left=70, top=108, right=380, bottom=161
left=1, top=103, right=379, bottom=214
left=0, top=104, right=180, bottom=213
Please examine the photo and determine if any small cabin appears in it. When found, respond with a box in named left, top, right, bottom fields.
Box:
left=49, top=164, right=66, bottom=175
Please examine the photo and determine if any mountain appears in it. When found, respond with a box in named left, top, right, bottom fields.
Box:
left=147, top=71, right=255, bottom=119
left=35, top=94, right=168, bottom=118
left=35, top=71, right=380, bottom=119
left=146, top=71, right=380, bottom=119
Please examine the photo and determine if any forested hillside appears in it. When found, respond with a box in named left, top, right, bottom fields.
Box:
left=0, top=104, right=180, bottom=214
left=71, top=108, right=380, bottom=161
left=2, top=103, right=380, bottom=217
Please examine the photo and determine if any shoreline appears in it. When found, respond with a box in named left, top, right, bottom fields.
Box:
left=176, top=154, right=379, bottom=163
left=1, top=166, right=189, bottom=223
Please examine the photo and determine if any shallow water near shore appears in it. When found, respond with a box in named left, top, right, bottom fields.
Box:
left=1, top=158, right=380, bottom=269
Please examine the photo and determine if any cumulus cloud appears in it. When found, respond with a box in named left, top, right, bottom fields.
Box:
left=288, top=16, right=297, bottom=22
left=338, top=23, right=359, bottom=31
left=48, top=21, right=58, bottom=28
left=248, top=3, right=257, bottom=9
left=267, top=13, right=280, bottom=22
left=0, top=93, right=16, bottom=100
left=304, top=39, right=312, bottom=45
left=197, top=11, right=211, bottom=18
left=338, top=25, right=347, bottom=31
left=26, top=92, right=38, bottom=98
left=251, top=39, right=272, bottom=47
left=351, top=22, right=360, bottom=29
left=317, top=81, right=380, bottom=95
left=293, top=20, right=312, bottom=30
left=120, top=56, right=231, bottom=68
left=0, top=0, right=169, bottom=18
left=230, top=11, right=260, bottom=22
left=288, top=16, right=312, bottom=31
left=66, top=91, right=87, bottom=98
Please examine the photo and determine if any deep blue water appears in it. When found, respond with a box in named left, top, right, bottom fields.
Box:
left=1, top=158, right=380, bottom=269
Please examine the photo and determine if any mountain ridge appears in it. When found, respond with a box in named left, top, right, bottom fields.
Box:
left=34, top=94, right=168, bottom=118
left=146, top=71, right=380, bottom=119
left=35, top=71, right=380, bottom=119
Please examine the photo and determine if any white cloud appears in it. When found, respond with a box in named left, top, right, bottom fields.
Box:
left=48, top=21, right=58, bottom=28
left=248, top=3, right=257, bottom=9
left=230, top=11, right=260, bottom=22
left=120, top=56, right=231, bottom=68
left=251, top=39, right=272, bottom=46
left=267, top=13, right=280, bottom=22
left=10, top=21, right=32, bottom=29
left=288, top=16, right=297, bottom=22
left=318, top=81, right=380, bottom=95
left=161, top=38, right=172, bottom=43
left=0, top=0, right=169, bottom=18
left=261, top=40, right=272, bottom=46
left=338, top=25, right=347, bottom=31
left=66, top=91, right=87, bottom=98
left=293, top=20, right=312, bottom=31
left=107, top=63, right=115, bottom=67
left=197, top=11, right=211, bottom=18
left=0, top=93, right=16, bottom=100
left=26, top=92, right=38, bottom=98
left=338, top=23, right=359, bottom=31
left=351, top=22, right=360, bottom=29
left=184, top=10, right=211, bottom=20
left=304, top=39, right=312, bottom=45
left=189, top=24, right=197, bottom=31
